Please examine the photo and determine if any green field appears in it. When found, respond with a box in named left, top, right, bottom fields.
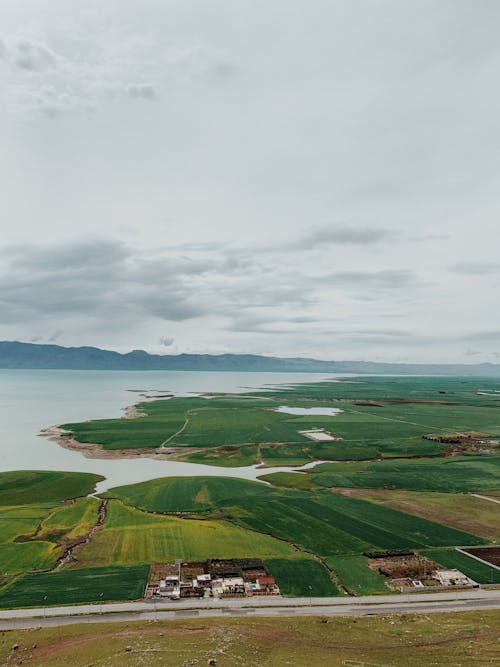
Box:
left=0, top=473, right=104, bottom=577
left=38, top=497, right=100, bottom=542
left=421, top=548, right=500, bottom=584
left=326, top=555, right=390, bottom=595
left=0, top=471, right=103, bottom=505
left=264, top=558, right=340, bottom=596
left=4, top=376, right=499, bottom=603
left=72, top=500, right=301, bottom=568
left=306, top=456, right=500, bottom=493
left=0, top=565, right=149, bottom=608
left=103, top=476, right=275, bottom=513
left=329, top=488, right=500, bottom=541
left=103, top=476, right=486, bottom=565
left=57, top=376, right=500, bottom=469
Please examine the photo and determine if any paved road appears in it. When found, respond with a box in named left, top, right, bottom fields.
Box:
left=0, top=589, right=499, bottom=630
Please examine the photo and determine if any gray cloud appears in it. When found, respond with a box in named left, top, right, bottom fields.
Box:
left=0, top=1, right=499, bottom=362
left=449, top=261, right=500, bottom=275
left=13, top=39, right=57, bottom=72
left=292, top=224, right=393, bottom=249
left=324, top=269, right=424, bottom=290
left=126, top=83, right=157, bottom=99
left=159, top=336, right=174, bottom=347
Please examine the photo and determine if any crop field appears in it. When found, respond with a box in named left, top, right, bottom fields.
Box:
left=102, top=476, right=486, bottom=570
left=420, top=549, right=500, bottom=584
left=332, top=489, right=500, bottom=541
left=0, top=471, right=103, bottom=505
left=0, top=565, right=149, bottom=608
left=103, top=476, right=275, bottom=513
left=294, top=456, right=500, bottom=493
left=5, top=377, right=499, bottom=604
left=326, top=555, right=389, bottom=595
left=0, top=474, right=105, bottom=578
left=264, top=558, right=340, bottom=596
left=56, top=376, right=500, bottom=469
left=258, top=471, right=323, bottom=490
left=38, top=497, right=100, bottom=542
left=72, top=501, right=300, bottom=568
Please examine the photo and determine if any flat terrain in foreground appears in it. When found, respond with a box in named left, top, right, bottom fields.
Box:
left=1, top=610, right=499, bottom=666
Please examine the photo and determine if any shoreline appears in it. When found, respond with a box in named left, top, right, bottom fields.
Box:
left=38, top=423, right=204, bottom=462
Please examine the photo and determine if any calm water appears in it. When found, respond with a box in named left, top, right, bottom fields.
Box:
left=275, top=406, right=343, bottom=416
left=0, top=369, right=340, bottom=492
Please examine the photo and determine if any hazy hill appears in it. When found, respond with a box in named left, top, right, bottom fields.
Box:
left=1, top=341, right=500, bottom=375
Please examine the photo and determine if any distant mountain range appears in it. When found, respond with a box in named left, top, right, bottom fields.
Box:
left=1, top=341, right=500, bottom=375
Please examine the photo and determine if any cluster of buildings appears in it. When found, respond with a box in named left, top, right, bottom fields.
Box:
left=145, top=559, right=280, bottom=600
left=366, top=551, right=477, bottom=592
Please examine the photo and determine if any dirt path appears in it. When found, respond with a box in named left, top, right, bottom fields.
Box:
left=52, top=499, right=108, bottom=571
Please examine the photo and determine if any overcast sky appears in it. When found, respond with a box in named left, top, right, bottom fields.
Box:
left=0, top=0, right=499, bottom=362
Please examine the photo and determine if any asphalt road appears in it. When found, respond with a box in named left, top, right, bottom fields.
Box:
left=0, top=589, right=499, bottom=630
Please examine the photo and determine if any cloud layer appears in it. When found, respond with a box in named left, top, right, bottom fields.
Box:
left=0, top=1, right=499, bottom=361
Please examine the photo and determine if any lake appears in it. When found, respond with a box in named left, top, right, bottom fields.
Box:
left=0, top=369, right=343, bottom=492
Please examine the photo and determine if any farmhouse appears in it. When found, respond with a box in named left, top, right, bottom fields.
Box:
left=146, top=559, right=280, bottom=599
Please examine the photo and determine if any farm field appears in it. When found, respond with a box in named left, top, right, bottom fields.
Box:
left=103, top=476, right=276, bottom=514
left=71, top=500, right=301, bottom=568
left=0, top=471, right=103, bottom=505
left=325, top=555, right=389, bottom=595
left=332, top=488, right=500, bottom=541
left=2, top=377, right=500, bottom=604
left=56, top=376, right=500, bottom=467
left=420, top=549, right=500, bottom=584
left=1, top=611, right=500, bottom=666
left=264, top=558, right=340, bottom=596
left=0, top=565, right=149, bottom=608
left=0, top=472, right=104, bottom=577
left=264, top=455, right=500, bottom=493
left=102, top=476, right=486, bottom=563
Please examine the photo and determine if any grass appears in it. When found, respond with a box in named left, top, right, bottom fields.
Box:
left=0, top=542, right=61, bottom=575
left=264, top=558, right=341, bottom=596
left=421, top=548, right=500, bottom=584
left=72, top=501, right=301, bottom=568
left=1, top=611, right=500, bottom=666
left=258, top=471, right=323, bottom=491
left=38, top=497, right=100, bottom=541
left=326, top=555, right=390, bottom=595
left=0, top=471, right=103, bottom=505
left=0, top=565, right=149, bottom=608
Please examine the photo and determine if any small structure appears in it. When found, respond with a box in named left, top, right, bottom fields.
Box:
left=298, top=429, right=341, bottom=442
left=434, top=569, right=475, bottom=587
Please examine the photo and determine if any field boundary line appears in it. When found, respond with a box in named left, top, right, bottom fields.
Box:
left=470, top=493, right=500, bottom=505
left=456, top=547, right=500, bottom=572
